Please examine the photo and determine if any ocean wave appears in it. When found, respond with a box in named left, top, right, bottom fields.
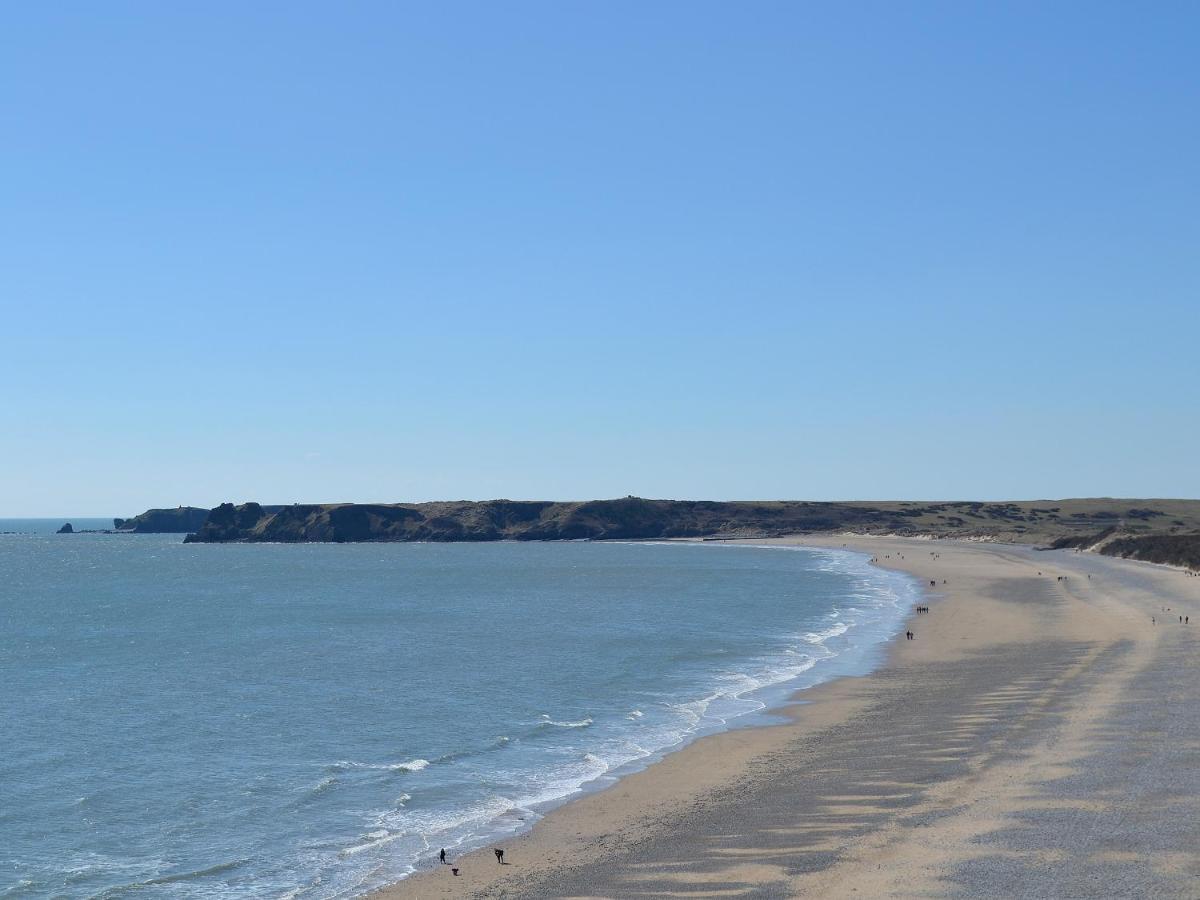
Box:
left=372, top=794, right=518, bottom=855
left=339, top=828, right=402, bottom=857
left=63, top=541, right=920, bottom=900
left=537, top=715, right=593, bottom=728
left=581, top=752, right=609, bottom=774
left=802, top=622, right=849, bottom=643
left=667, top=693, right=720, bottom=727
left=0, top=879, right=39, bottom=898
left=327, top=545, right=919, bottom=898
left=95, top=858, right=250, bottom=894
left=327, top=758, right=429, bottom=774
left=309, top=776, right=338, bottom=796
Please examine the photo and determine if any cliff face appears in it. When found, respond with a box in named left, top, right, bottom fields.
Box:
left=180, top=498, right=1200, bottom=544
left=115, top=507, right=213, bottom=533
left=183, top=498, right=856, bottom=543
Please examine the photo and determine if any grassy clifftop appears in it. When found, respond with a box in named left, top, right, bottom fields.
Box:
left=114, top=506, right=213, bottom=533
left=179, top=497, right=1200, bottom=544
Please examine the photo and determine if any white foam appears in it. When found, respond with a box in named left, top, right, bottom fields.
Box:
left=310, top=776, right=338, bottom=796
left=339, top=829, right=402, bottom=857
left=318, top=542, right=921, bottom=896
left=802, top=622, right=849, bottom=643
left=538, top=715, right=593, bottom=728
left=667, top=693, right=720, bottom=727
left=581, top=753, right=609, bottom=774
left=329, top=758, right=429, bottom=773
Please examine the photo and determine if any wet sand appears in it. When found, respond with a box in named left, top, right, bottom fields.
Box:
left=377, top=536, right=1200, bottom=898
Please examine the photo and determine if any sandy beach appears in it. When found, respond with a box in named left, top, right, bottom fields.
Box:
left=378, top=536, right=1200, bottom=899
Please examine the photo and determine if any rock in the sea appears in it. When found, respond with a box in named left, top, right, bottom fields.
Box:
left=57, top=523, right=74, bottom=534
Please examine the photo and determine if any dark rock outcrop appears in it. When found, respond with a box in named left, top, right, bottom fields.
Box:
left=115, top=507, right=213, bottom=533
left=57, top=523, right=73, bottom=534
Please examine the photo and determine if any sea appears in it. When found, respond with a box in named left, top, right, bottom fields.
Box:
left=0, top=520, right=920, bottom=898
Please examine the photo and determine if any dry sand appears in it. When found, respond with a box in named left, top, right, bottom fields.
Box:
left=376, top=537, right=1200, bottom=898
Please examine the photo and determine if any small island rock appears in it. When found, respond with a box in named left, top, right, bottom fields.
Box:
left=57, top=523, right=74, bottom=534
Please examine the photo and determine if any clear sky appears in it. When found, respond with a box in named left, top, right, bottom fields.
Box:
left=3, top=2, right=1198, bottom=516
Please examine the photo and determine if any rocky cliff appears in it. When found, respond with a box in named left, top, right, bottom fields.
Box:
left=179, top=497, right=1200, bottom=544
left=115, top=507, right=213, bottom=533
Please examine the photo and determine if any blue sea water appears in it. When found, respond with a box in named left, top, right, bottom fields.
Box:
left=0, top=527, right=919, bottom=898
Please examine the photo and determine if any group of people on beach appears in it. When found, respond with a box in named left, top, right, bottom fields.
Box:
left=1036, top=572, right=1090, bottom=581
left=438, top=846, right=506, bottom=877
left=1151, top=604, right=1190, bottom=624
left=1151, top=607, right=1189, bottom=625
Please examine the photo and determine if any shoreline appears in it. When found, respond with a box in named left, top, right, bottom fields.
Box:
left=373, top=537, right=930, bottom=898
left=376, top=535, right=1200, bottom=898
left=366, top=541, right=918, bottom=890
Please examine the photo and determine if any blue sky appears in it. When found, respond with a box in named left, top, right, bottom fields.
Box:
left=3, top=2, right=1197, bottom=515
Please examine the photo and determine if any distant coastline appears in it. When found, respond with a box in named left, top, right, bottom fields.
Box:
left=103, top=497, right=1199, bottom=561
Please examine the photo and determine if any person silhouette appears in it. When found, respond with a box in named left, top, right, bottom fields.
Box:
left=439, top=848, right=447, bottom=864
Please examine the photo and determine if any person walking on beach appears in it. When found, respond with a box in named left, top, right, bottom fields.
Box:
left=439, top=848, right=447, bottom=865
left=495, top=848, right=505, bottom=864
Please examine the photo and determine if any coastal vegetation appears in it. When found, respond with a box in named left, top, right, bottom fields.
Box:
left=1099, top=533, right=1200, bottom=571
left=171, top=497, right=1200, bottom=545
